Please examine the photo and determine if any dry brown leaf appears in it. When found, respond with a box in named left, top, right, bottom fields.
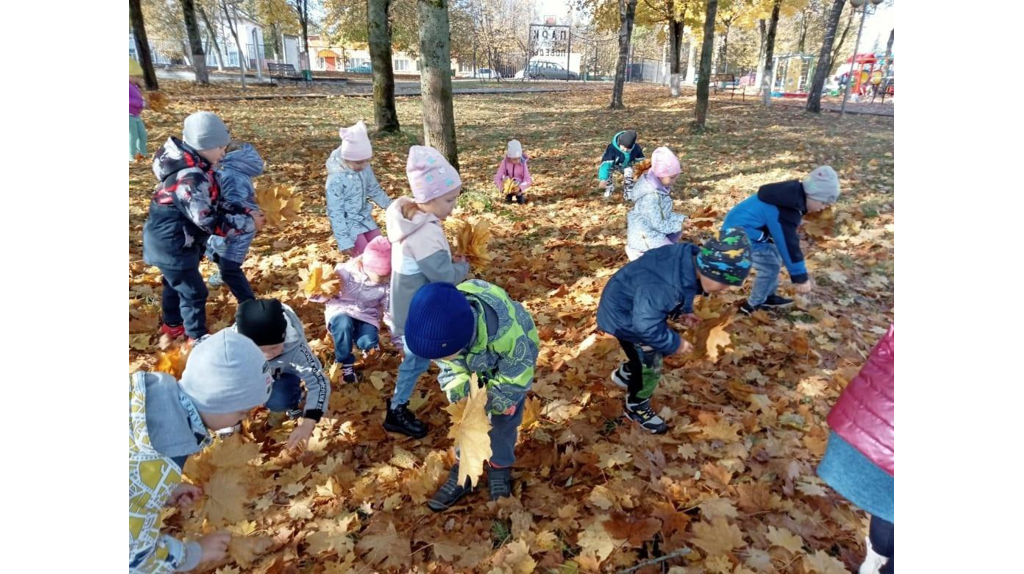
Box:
left=689, top=518, right=745, bottom=557
left=766, top=525, right=804, bottom=554
left=802, top=550, right=849, bottom=574
left=602, top=512, right=662, bottom=547
left=450, top=218, right=494, bottom=266
left=298, top=262, right=342, bottom=298
left=255, top=184, right=303, bottom=226
left=445, top=374, right=492, bottom=487
left=355, top=521, right=411, bottom=569
left=204, top=469, right=248, bottom=526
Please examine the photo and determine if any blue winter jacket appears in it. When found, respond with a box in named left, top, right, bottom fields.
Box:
left=211, top=144, right=263, bottom=262
left=596, top=243, right=705, bottom=355
left=598, top=131, right=645, bottom=181
left=722, top=180, right=809, bottom=283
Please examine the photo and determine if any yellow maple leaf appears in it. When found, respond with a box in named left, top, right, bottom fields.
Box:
left=298, top=262, right=342, bottom=298
left=704, top=322, right=732, bottom=362
left=255, top=184, right=303, bottom=226
left=491, top=539, right=536, bottom=574
left=306, top=515, right=358, bottom=556
left=153, top=344, right=190, bottom=379
left=450, top=218, right=494, bottom=266
left=689, top=517, right=745, bottom=557
left=227, top=533, right=273, bottom=569
left=802, top=550, right=849, bottom=574
left=445, top=374, right=493, bottom=488
left=355, top=521, right=411, bottom=569
left=577, top=516, right=625, bottom=567
left=204, top=468, right=248, bottom=526
left=766, top=525, right=804, bottom=554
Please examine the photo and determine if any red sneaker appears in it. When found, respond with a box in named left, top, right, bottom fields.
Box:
left=160, top=324, right=186, bottom=339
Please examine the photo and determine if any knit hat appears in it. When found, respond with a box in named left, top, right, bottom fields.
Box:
left=235, top=299, right=288, bottom=346
left=506, top=139, right=523, bottom=159
left=129, top=58, right=143, bottom=77
left=406, top=145, right=462, bottom=203
left=696, top=227, right=753, bottom=286
left=362, top=236, right=392, bottom=276
left=650, top=147, right=681, bottom=178
left=404, top=283, right=476, bottom=360
left=179, top=330, right=274, bottom=414
left=617, top=130, right=637, bottom=149
left=339, top=120, right=373, bottom=161
left=183, top=111, right=231, bottom=151
left=803, top=165, right=841, bottom=204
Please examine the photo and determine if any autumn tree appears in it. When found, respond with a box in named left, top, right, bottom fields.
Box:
left=758, top=0, right=780, bottom=105
left=197, top=3, right=226, bottom=71
left=251, top=0, right=301, bottom=62
left=290, top=0, right=312, bottom=72
left=805, top=0, right=844, bottom=112
left=368, top=0, right=400, bottom=132
left=694, top=0, right=716, bottom=128
left=220, top=0, right=251, bottom=87
left=610, top=0, right=639, bottom=108
left=130, top=0, right=160, bottom=89
left=634, top=0, right=701, bottom=96
left=417, top=0, right=459, bottom=168
left=181, top=0, right=211, bottom=83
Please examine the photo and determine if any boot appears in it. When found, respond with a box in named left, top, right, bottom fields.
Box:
left=487, top=465, right=513, bottom=501
left=428, top=464, right=474, bottom=512
left=383, top=401, right=428, bottom=439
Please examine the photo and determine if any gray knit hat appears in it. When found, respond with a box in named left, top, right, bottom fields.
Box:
left=179, top=330, right=273, bottom=414
left=183, top=111, right=231, bottom=151
left=803, top=165, right=841, bottom=204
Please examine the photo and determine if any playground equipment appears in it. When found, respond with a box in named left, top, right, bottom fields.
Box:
left=770, top=53, right=816, bottom=98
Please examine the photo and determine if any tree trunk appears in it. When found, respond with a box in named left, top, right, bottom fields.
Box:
left=883, top=28, right=894, bottom=76
left=221, top=0, right=247, bottom=89
left=129, top=0, right=159, bottom=90
left=798, top=7, right=808, bottom=53
left=270, top=23, right=281, bottom=62
left=610, top=0, right=638, bottom=109
left=694, top=0, right=717, bottom=129
left=754, top=19, right=766, bottom=93
left=369, top=0, right=401, bottom=132
left=199, top=7, right=225, bottom=71
left=829, top=7, right=855, bottom=72
left=417, top=0, right=459, bottom=169
left=806, top=0, right=845, bottom=113
left=301, top=0, right=310, bottom=71
left=760, top=0, right=782, bottom=107
left=685, top=41, right=696, bottom=83
left=668, top=18, right=683, bottom=96
left=718, top=23, right=729, bottom=74
left=180, top=0, right=209, bottom=84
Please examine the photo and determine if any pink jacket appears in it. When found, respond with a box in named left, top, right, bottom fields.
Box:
left=493, top=154, right=533, bottom=191
left=312, top=257, right=392, bottom=331
left=827, top=324, right=894, bottom=476
left=129, top=82, right=145, bottom=116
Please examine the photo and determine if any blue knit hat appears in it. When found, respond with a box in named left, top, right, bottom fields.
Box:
left=405, top=283, right=476, bottom=360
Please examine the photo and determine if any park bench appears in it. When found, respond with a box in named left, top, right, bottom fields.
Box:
left=711, top=73, right=744, bottom=99
left=267, top=62, right=303, bottom=84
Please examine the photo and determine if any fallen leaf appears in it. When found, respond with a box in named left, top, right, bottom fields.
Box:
left=689, top=517, right=745, bottom=557
left=445, top=374, right=492, bottom=487
left=355, top=521, right=411, bottom=569
left=766, top=525, right=804, bottom=554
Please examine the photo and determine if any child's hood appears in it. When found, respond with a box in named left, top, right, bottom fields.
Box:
left=153, top=137, right=211, bottom=181
left=386, top=196, right=439, bottom=243
left=756, top=180, right=807, bottom=212
left=499, top=154, right=529, bottom=170
left=611, top=130, right=632, bottom=154
left=326, top=147, right=349, bottom=176
left=632, top=171, right=669, bottom=199
left=220, top=143, right=265, bottom=177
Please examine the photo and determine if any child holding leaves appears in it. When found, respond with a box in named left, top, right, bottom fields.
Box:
left=493, top=139, right=533, bottom=204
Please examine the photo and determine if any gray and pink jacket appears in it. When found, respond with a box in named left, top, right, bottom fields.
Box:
left=385, top=196, right=470, bottom=340
left=312, top=257, right=393, bottom=331
left=493, top=154, right=533, bottom=192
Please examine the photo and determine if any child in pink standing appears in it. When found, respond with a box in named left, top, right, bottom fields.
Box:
left=493, top=139, right=533, bottom=204
left=129, top=59, right=147, bottom=161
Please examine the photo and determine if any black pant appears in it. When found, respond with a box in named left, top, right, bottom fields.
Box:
left=617, top=338, right=663, bottom=402
left=217, top=257, right=255, bottom=303
left=159, top=265, right=209, bottom=339
left=870, top=515, right=894, bottom=574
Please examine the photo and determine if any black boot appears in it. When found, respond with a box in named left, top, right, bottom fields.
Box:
left=383, top=401, right=428, bottom=439
left=428, top=464, right=474, bottom=512
left=515, top=193, right=526, bottom=205
left=505, top=193, right=514, bottom=203
left=488, top=466, right=513, bottom=501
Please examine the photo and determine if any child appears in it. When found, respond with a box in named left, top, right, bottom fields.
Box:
left=234, top=298, right=330, bottom=451
left=311, top=236, right=393, bottom=383
left=129, top=329, right=273, bottom=572
left=626, top=147, right=686, bottom=261
left=598, top=129, right=645, bottom=200
left=817, top=324, right=894, bottom=574
left=206, top=142, right=267, bottom=302
left=129, top=59, right=148, bottom=161
left=493, top=139, right=532, bottom=204
left=596, top=228, right=752, bottom=433
left=403, top=280, right=540, bottom=511
left=143, top=111, right=255, bottom=341
left=384, top=145, right=470, bottom=438
left=722, top=166, right=840, bottom=315
left=326, top=120, right=393, bottom=256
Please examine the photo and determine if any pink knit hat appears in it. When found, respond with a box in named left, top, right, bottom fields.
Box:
left=406, top=145, right=462, bottom=203
left=361, top=236, right=392, bottom=276
left=339, top=120, right=373, bottom=161
left=650, top=147, right=681, bottom=178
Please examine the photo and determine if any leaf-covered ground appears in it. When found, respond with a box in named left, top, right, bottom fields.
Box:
left=128, top=83, right=894, bottom=573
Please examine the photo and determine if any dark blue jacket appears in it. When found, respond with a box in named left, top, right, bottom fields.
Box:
left=722, top=180, right=809, bottom=283
left=598, top=131, right=645, bottom=181
left=596, top=243, right=704, bottom=355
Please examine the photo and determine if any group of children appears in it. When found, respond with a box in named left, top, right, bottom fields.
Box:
left=133, top=99, right=858, bottom=570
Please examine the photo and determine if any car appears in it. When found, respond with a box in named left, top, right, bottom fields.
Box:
left=346, top=63, right=372, bottom=74
left=475, top=68, right=502, bottom=79
left=514, top=61, right=578, bottom=81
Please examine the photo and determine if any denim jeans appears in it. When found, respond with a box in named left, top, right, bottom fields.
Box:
left=749, top=242, right=783, bottom=306
left=158, top=265, right=209, bottom=339
left=392, top=342, right=431, bottom=409
left=488, top=396, right=526, bottom=467
left=266, top=373, right=303, bottom=414
left=329, top=314, right=380, bottom=364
